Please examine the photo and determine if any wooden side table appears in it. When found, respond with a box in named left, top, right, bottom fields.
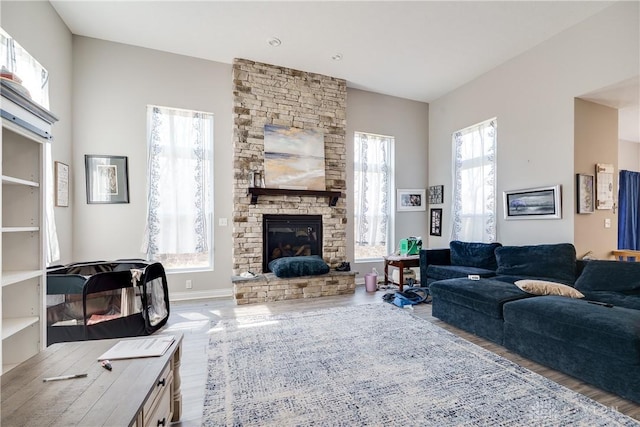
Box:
left=383, top=254, right=420, bottom=292
left=612, top=249, right=640, bottom=261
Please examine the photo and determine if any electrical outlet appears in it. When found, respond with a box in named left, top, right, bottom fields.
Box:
left=219, top=218, right=228, bottom=226
left=604, top=218, right=611, bottom=229
left=186, top=279, right=193, bottom=289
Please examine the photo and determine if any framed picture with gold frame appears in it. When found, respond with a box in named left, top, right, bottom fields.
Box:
left=54, top=161, right=69, bottom=207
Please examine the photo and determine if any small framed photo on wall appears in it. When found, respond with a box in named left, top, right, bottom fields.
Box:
left=85, top=155, right=130, bottom=204
left=428, top=185, right=444, bottom=204
left=430, top=208, right=442, bottom=236
left=54, top=161, right=69, bottom=207
left=576, top=173, right=594, bottom=214
left=397, top=189, right=426, bottom=212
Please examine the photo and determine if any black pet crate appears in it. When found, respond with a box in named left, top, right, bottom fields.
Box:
left=46, top=259, right=170, bottom=346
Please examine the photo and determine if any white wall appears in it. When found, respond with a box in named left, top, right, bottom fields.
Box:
left=428, top=2, right=639, bottom=247
left=1, top=1, right=74, bottom=264
left=72, top=37, right=233, bottom=299
left=346, top=88, right=429, bottom=277
left=619, top=140, right=640, bottom=173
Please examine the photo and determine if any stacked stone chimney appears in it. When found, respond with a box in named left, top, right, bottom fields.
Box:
left=232, top=59, right=348, bottom=276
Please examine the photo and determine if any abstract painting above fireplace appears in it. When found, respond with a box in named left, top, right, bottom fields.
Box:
left=264, top=124, right=326, bottom=190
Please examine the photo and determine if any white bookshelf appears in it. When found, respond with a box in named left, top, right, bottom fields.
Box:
left=1, top=116, right=50, bottom=372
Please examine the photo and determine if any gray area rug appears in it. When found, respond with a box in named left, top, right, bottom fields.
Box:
left=202, top=303, right=638, bottom=426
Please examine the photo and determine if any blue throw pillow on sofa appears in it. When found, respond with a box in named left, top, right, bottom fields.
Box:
left=495, top=243, right=577, bottom=284
left=268, top=255, right=330, bottom=278
left=450, top=241, right=502, bottom=270
left=575, top=260, right=640, bottom=292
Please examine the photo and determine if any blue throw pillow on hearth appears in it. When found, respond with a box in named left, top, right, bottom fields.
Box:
left=268, top=255, right=330, bottom=278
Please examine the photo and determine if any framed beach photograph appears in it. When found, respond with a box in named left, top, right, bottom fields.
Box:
left=576, top=173, right=594, bottom=214
left=397, top=188, right=426, bottom=212
left=430, top=208, right=442, bottom=236
left=503, top=185, right=561, bottom=220
left=85, top=155, right=130, bottom=204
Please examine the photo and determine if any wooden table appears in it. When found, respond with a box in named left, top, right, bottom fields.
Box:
left=612, top=249, right=640, bottom=261
left=1, top=333, right=183, bottom=427
left=383, top=254, right=420, bottom=292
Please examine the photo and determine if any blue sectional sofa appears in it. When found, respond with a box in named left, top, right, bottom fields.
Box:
left=426, top=242, right=640, bottom=404
left=419, top=240, right=502, bottom=285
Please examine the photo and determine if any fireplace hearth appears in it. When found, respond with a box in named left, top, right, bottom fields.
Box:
left=263, top=214, right=323, bottom=272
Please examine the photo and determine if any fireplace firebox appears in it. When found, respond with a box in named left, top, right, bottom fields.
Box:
left=263, top=215, right=323, bottom=272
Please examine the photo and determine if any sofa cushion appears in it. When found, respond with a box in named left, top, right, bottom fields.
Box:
left=449, top=241, right=502, bottom=270
left=580, top=292, right=640, bottom=311
left=514, top=279, right=584, bottom=299
left=268, top=255, right=329, bottom=278
left=574, top=260, right=640, bottom=292
left=426, top=265, right=496, bottom=281
left=503, top=296, right=640, bottom=365
left=430, top=278, right=532, bottom=319
left=495, top=243, right=577, bottom=284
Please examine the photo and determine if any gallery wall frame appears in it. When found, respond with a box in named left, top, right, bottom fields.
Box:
left=595, top=163, right=614, bottom=210
left=503, top=185, right=562, bottom=220
left=85, top=155, right=130, bottom=204
left=428, top=185, right=444, bottom=204
left=430, top=208, right=442, bottom=236
left=54, top=161, right=69, bottom=207
left=576, top=173, right=594, bottom=214
left=397, top=188, right=426, bottom=212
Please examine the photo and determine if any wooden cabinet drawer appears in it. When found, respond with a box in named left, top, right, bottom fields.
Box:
left=143, top=362, right=171, bottom=420
left=144, top=378, right=172, bottom=427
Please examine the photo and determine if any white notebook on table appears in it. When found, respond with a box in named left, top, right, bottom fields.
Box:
left=97, top=335, right=175, bottom=360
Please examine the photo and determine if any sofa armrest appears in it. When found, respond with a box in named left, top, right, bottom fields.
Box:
left=419, top=248, right=451, bottom=283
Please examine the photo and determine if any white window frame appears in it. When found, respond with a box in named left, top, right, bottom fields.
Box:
left=451, top=118, right=497, bottom=243
left=353, top=131, right=395, bottom=262
left=142, top=105, right=215, bottom=272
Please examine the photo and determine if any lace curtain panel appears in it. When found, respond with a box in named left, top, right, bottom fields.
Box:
left=141, top=106, right=213, bottom=261
left=451, top=119, right=497, bottom=243
left=354, top=132, right=391, bottom=258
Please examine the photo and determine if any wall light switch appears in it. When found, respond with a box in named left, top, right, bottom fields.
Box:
left=604, top=218, right=611, bottom=228
left=219, top=218, right=228, bottom=226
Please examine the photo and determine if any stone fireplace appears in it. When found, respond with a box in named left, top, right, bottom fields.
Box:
left=262, top=214, right=322, bottom=272
left=231, top=58, right=354, bottom=304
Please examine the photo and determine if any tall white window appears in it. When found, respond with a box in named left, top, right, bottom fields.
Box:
left=354, top=132, right=393, bottom=261
left=1, top=28, right=59, bottom=264
left=451, top=118, right=497, bottom=242
left=142, top=106, right=214, bottom=271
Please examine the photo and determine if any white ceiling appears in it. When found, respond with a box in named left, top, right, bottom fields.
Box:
left=50, top=0, right=638, bottom=140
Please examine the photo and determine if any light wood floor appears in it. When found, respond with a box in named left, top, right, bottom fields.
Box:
left=164, top=286, right=640, bottom=426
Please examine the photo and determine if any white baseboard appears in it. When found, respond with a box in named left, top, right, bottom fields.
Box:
left=169, top=288, right=232, bottom=302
